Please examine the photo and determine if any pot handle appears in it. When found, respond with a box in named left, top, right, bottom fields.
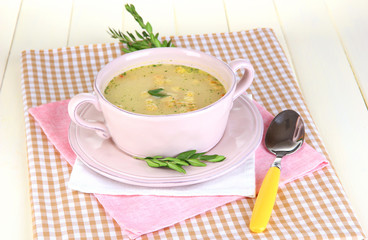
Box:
left=228, top=59, right=255, bottom=100
left=68, top=93, right=111, bottom=139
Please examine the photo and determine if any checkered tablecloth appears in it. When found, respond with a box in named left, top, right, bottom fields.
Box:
left=21, top=28, right=365, bottom=239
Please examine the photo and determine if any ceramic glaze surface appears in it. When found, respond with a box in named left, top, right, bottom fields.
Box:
left=68, top=48, right=254, bottom=156
left=69, top=95, right=263, bottom=187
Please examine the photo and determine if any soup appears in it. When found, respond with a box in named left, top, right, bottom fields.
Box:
left=103, top=64, right=226, bottom=115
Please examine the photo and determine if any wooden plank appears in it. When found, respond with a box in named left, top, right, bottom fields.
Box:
left=0, top=0, right=73, bottom=239
left=174, top=0, right=228, bottom=35
left=68, top=0, right=124, bottom=46
left=0, top=0, right=22, bottom=89
left=223, top=0, right=294, bottom=75
left=324, top=0, right=368, bottom=105
left=274, top=0, right=368, bottom=233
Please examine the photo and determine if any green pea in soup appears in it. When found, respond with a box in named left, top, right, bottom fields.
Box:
left=103, top=64, right=226, bottom=115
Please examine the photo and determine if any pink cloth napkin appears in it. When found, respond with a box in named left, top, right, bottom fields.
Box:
left=28, top=99, right=328, bottom=239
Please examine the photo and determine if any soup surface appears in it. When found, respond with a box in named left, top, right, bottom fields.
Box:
left=103, top=64, right=226, bottom=115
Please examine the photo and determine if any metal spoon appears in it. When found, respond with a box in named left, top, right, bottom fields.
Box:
left=249, top=109, right=305, bottom=233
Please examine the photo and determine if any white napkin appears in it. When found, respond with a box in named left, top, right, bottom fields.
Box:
left=68, top=154, right=256, bottom=197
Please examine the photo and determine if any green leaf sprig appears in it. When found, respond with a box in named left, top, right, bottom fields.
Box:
left=108, top=4, right=175, bottom=53
left=148, top=88, right=169, bottom=98
left=135, top=150, right=226, bottom=174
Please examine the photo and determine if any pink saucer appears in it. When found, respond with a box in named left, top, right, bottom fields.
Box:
left=68, top=95, right=263, bottom=187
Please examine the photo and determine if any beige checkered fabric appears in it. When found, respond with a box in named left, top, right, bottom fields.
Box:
left=21, top=28, right=365, bottom=239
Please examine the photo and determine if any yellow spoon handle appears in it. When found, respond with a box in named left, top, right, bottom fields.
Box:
left=250, top=166, right=280, bottom=233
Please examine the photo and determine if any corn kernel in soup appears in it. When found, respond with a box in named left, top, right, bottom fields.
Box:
left=103, top=64, right=226, bottom=115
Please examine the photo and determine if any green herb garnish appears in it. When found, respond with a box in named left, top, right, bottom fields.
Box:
left=108, top=4, right=175, bottom=53
left=148, top=88, right=169, bottom=97
left=134, top=150, right=226, bottom=174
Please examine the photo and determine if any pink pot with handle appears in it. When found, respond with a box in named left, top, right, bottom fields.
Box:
left=68, top=48, right=254, bottom=157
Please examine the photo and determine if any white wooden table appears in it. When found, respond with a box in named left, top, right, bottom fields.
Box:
left=1, top=0, right=367, bottom=238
